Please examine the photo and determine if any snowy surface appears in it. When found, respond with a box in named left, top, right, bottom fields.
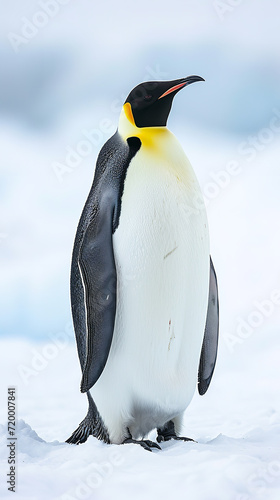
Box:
left=1, top=321, right=280, bottom=500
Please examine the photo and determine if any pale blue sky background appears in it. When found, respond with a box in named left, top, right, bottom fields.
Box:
left=1, top=0, right=280, bottom=341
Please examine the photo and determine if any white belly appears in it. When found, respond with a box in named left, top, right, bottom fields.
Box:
left=90, top=132, right=210, bottom=443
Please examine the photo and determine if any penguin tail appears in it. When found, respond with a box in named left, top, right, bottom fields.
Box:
left=66, top=421, right=92, bottom=445
left=66, top=392, right=110, bottom=445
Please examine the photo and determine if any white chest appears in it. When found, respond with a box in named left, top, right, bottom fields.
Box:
left=114, top=131, right=209, bottom=280
left=91, top=130, right=210, bottom=442
left=112, top=133, right=209, bottom=379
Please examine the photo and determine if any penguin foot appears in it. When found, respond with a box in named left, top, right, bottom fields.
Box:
left=157, top=420, right=196, bottom=443
left=157, top=434, right=195, bottom=443
left=122, top=429, right=161, bottom=452
left=123, top=437, right=161, bottom=452
left=66, top=393, right=110, bottom=445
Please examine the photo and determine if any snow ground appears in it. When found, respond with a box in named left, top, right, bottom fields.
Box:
left=0, top=322, right=279, bottom=500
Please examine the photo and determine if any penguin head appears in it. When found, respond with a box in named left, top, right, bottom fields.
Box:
left=124, top=76, right=204, bottom=128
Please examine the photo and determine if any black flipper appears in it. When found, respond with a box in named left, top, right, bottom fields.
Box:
left=198, top=256, right=219, bottom=395
left=66, top=392, right=110, bottom=445
left=70, top=132, right=141, bottom=394
left=78, top=191, right=117, bottom=393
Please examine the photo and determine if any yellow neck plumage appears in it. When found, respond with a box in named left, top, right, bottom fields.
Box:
left=118, top=103, right=170, bottom=149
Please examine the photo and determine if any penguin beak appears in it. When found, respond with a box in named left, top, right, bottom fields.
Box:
left=158, top=76, right=205, bottom=100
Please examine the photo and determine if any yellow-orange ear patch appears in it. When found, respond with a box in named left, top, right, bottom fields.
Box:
left=123, top=102, right=136, bottom=126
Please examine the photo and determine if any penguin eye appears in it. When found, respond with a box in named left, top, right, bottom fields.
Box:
left=144, top=95, right=152, bottom=101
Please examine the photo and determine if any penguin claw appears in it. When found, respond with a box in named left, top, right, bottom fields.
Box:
left=157, top=420, right=196, bottom=443
left=122, top=437, right=161, bottom=452
left=157, top=434, right=196, bottom=443
left=143, top=439, right=162, bottom=450
left=173, top=436, right=196, bottom=443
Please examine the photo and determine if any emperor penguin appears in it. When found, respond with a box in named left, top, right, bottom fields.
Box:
left=66, top=76, right=219, bottom=451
